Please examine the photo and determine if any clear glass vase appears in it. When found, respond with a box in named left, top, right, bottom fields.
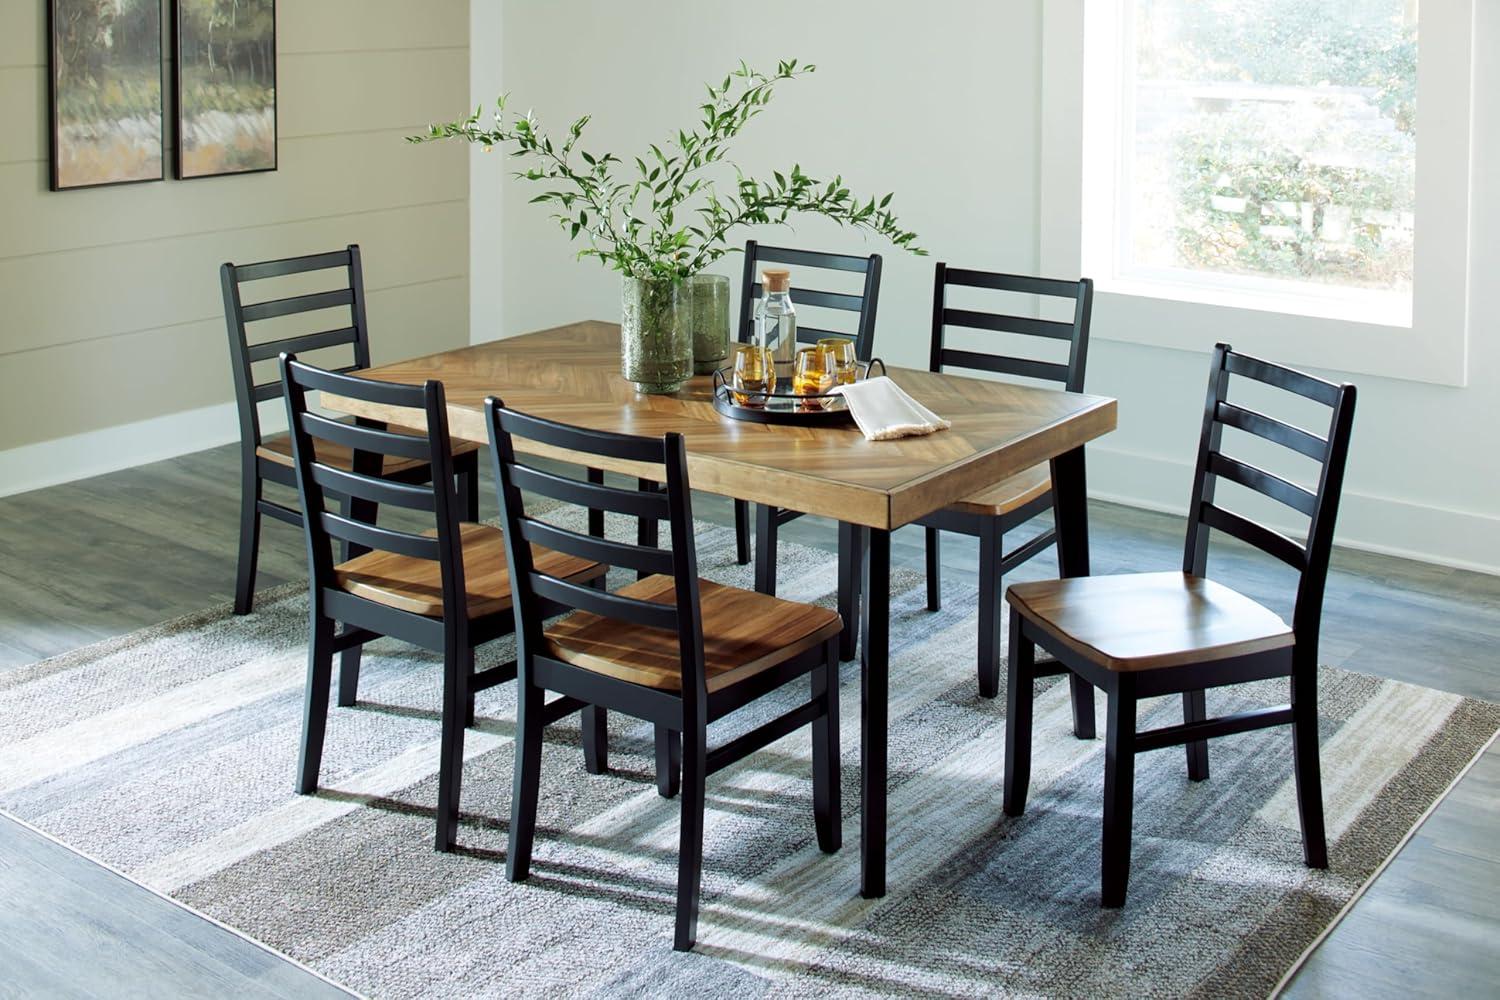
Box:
left=688, top=273, right=731, bottom=375
left=620, top=276, right=692, bottom=394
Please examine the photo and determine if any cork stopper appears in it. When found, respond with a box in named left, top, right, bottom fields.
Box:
left=762, top=268, right=791, bottom=293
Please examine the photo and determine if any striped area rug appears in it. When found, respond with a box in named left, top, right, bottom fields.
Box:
left=1, top=513, right=1496, bottom=998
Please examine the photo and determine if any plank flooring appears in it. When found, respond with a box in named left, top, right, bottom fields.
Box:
left=0, top=442, right=1495, bottom=997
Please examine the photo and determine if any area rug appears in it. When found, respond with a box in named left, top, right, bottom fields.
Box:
left=1, top=512, right=1496, bottom=999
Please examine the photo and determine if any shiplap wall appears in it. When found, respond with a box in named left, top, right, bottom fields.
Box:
left=0, top=0, right=470, bottom=464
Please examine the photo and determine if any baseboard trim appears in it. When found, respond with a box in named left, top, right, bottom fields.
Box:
left=0, top=402, right=286, bottom=500
left=1088, top=445, right=1500, bottom=577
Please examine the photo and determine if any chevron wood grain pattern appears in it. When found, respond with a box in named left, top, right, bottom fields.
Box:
left=321, top=321, right=1117, bottom=530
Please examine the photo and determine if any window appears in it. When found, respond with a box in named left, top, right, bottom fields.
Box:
left=1042, top=0, right=1473, bottom=385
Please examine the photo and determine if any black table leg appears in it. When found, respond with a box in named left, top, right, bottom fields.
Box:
left=860, top=527, right=891, bottom=899
left=1050, top=445, right=1097, bottom=739
left=837, top=521, right=865, bottom=662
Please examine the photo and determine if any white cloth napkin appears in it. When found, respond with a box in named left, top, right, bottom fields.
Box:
left=829, top=375, right=951, bottom=441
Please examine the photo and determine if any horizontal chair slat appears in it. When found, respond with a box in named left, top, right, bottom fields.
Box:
left=1225, top=352, right=1342, bottom=406
left=530, top=573, right=679, bottom=631
left=257, top=366, right=363, bottom=402
left=756, top=246, right=872, bottom=273
left=519, top=517, right=673, bottom=576
left=793, top=326, right=852, bottom=344
left=247, top=327, right=359, bottom=363
left=942, top=308, right=1075, bottom=340
left=1216, top=402, right=1329, bottom=461
left=942, top=268, right=1082, bottom=298
left=1208, top=453, right=1318, bottom=517
left=319, top=511, right=441, bottom=560
left=241, top=288, right=354, bottom=323
left=750, top=286, right=863, bottom=311
left=286, top=360, right=415, bottom=404
left=509, top=465, right=669, bottom=520
left=310, top=464, right=436, bottom=512
left=940, top=349, right=1069, bottom=383
left=498, top=408, right=667, bottom=464
left=232, top=250, right=350, bottom=283
left=1200, top=502, right=1307, bottom=570
left=300, top=412, right=432, bottom=461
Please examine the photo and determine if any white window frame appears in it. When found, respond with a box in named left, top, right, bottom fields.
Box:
left=1040, top=0, right=1475, bottom=386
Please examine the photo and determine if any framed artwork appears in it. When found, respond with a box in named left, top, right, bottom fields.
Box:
left=172, top=0, right=277, bottom=179
left=47, top=0, right=166, bottom=191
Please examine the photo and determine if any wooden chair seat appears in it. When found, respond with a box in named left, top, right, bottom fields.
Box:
left=334, top=523, right=603, bottom=618
left=544, top=575, right=843, bottom=694
left=1006, top=571, right=1292, bottom=672
left=944, top=463, right=1051, bottom=517
left=257, top=426, right=480, bottom=476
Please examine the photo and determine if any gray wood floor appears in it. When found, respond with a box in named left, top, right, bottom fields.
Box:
left=0, top=442, right=1495, bottom=997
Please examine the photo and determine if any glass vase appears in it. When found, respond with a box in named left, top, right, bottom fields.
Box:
left=688, top=272, right=731, bottom=375
left=620, top=276, right=692, bottom=394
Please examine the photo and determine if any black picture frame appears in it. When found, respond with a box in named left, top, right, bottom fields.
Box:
left=171, top=0, right=278, bottom=180
left=46, top=0, right=167, bottom=191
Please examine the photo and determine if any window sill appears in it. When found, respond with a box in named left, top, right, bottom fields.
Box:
left=1098, top=272, right=1413, bottom=330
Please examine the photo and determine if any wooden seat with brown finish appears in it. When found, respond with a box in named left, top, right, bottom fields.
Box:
left=335, top=523, right=604, bottom=618
left=1002, top=343, right=1357, bottom=910
left=488, top=399, right=842, bottom=952
left=257, top=426, right=479, bottom=477
left=913, top=264, right=1095, bottom=713
left=545, top=575, right=842, bottom=693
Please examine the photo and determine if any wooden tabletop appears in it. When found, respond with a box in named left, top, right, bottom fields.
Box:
left=321, top=321, right=1117, bottom=530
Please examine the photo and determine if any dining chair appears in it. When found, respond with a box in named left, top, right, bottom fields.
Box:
left=733, top=240, right=882, bottom=585
left=222, top=244, right=479, bottom=615
left=279, top=356, right=606, bottom=852
left=1002, top=343, right=1356, bottom=907
left=918, top=264, right=1093, bottom=698
left=486, top=397, right=844, bottom=951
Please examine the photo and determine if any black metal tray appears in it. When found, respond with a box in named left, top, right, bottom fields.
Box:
left=711, top=358, right=885, bottom=425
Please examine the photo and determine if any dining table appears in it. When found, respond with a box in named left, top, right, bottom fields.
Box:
left=320, top=320, right=1118, bottom=899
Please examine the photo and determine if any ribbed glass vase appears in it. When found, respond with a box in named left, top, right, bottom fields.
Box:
left=620, top=276, right=692, bottom=394
left=688, top=272, right=731, bottom=375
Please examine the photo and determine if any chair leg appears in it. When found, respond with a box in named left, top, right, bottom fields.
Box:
left=753, top=504, right=778, bottom=595
left=1183, top=690, right=1210, bottom=781
left=295, top=615, right=335, bottom=794
left=1003, top=609, right=1034, bottom=817
left=233, top=474, right=262, bottom=615
left=924, top=526, right=942, bottom=612
left=734, top=499, right=751, bottom=565
left=435, top=647, right=471, bottom=853
left=674, top=722, right=708, bottom=952
left=587, top=468, right=605, bottom=539
left=837, top=522, right=864, bottom=661
left=977, top=519, right=1003, bottom=699
left=1070, top=675, right=1097, bottom=740
left=1291, top=665, right=1328, bottom=869
left=655, top=725, right=681, bottom=798
left=464, top=658, right=478, bottom=728
left=582, top=705, right=609, bottom=775
left=637, top=479, right=659, bottom=582
left=812, top=637, right=842, bottom=853
left=458, top=452, right=480, bottom=521
left=337, top=639, right=362, bottom=709
left=507, top=675, right=545, bottom=880
left=1101, top=678, right=1137, bottom=907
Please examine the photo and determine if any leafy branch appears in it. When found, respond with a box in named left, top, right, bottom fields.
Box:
left=410, top=59, right=924, bottom=282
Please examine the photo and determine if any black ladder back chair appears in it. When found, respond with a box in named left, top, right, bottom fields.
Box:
left=280, top=357, right=605, bottom=853
left=487, top=399, right=843, bottom=952
left=222, top=245, right=479, bottom=614
left=1003, top=343, right=1356, bottom=907
left=918, top=264, right=1094, bottom=702
left=733, top=241, right=882, bottom=584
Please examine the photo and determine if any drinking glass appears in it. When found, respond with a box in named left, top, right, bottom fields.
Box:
left=732, top=344, right=775, bottom=408
left=793, top=345, right=835, bottom=409
left=818, top=337, right=858, bottom=385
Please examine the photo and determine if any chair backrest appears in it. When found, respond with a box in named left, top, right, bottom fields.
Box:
left=280, top=356, right=468, bottom=627
left=1183, top=343, right=1357, bottom=646
left=484, top=400, right=708, bottom=699
left=223, top=245, right=372, bottom=450
left=928, top=264, right=1093, bottom=393
left=737, top=240, right=882, bottom=360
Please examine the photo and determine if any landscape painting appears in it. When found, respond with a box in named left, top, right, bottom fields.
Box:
left=48, top=0, right=165, bottom=191
left=173, top=0, right=276, bottom=179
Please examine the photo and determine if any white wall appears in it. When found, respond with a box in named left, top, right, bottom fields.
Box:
left=0, top=0, right=471, bottom=496
left=470, top=0, right=1500, bottom=573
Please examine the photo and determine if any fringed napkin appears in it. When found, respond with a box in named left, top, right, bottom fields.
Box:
left=830, top=376, right=951, bottom=441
